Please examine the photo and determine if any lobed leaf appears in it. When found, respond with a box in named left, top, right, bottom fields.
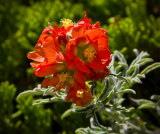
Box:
left=116, top=89, right=136, bottom=94
left=141, top=62, right=160, bottom=75
left=113, top=98, right=125, bottom=108
left=32, top=97, right=65, bottom=105
left=98, top=79, right=109, bottom=101
left=138, top=103, right=155, bottom=109
left=151, top=94, right=160, bottom=101
left=17, top=90, right=43, bottom=101
left=126, top=64, right=137, bottom=75
left=130, top=98, right=155, bottom=109
left=133, top=49, right=139, bottom=56
left=132, top=77, right=142, bottom=84
left=138, top=58, right=153, bottom=66
left=131, top=64, right=139, bottom=78
left=114, top=50, right=127, bottom=65
left=130, top=51, right=149, bottom=67
left=61, top=109, right=74, bottom=119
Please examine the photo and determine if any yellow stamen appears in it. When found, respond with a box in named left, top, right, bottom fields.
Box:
left=57, top=72, right=71, bottom=83
left=84, top=47, right=96, bottom=61
left=61, top=19, right=73, bottom=28
left=76, top=90, right=84, bottom=98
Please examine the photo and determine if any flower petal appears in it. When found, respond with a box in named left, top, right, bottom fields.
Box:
left=86, top=28, right=105, bottom=41
left=27, top=51, right=45, bottom=62
left=35, top=34, right=60, bottom=64
left=72, top=26, right=86, bottom=39
left=87, top=56, right=107, bottom=70
left=73, top=70, right=85, bottom=88
left=66, top=58, right=77, bottom=70
left=41, top=76, right=59, bottom=88
left=30, top=62, right=41, bottom=69
left=73, top=86, right=92, bottom=106
left=66, top=87, right=75, bottom=102
left=77, top=11, right=91, bottom=27
left=55, top=52, right=65, bottom=62
left=74, top=57, right=91, bottom=73
left=86, top=68, right=109, bottom=81
left=66, top=40, right=77, bottom=59
left=42, top=37, right=59, bottom=63
left=90, top=21, right=100, bottom=28
left=34, top=63, right=64, bottom=77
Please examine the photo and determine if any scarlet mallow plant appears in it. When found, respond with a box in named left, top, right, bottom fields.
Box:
left=17, top=12, right=160, bottom=133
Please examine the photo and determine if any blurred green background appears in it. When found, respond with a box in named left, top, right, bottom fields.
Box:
left=0, top=0, right=160, bottom=133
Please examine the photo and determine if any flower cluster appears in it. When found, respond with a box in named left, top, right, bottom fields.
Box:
left=28, top=12, right=111, bottom=106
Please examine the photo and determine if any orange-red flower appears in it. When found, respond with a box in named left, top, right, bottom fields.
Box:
left=66, top=27, right=111, bottom=72
left=27, top=11, right=111, bottom=106
left=66, top=82, right=92, bottom=106
left=41, top=69, right=86, bottom=91
left=66, top=17, right=111, bottom=73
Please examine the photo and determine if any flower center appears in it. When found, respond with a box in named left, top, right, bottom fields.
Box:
left=76, top=90, right=84, bottom=98
left=84, top=47, right=96, bottom=61
left=61, top=19, right=73, bottom=28
left=57, top=72, right=71, bottom=83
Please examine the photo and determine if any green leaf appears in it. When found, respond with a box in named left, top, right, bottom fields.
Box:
left=109, top=73, right=130, bottom=85
left=130, top=98, right=155, bottom=109
left=76, top=126, right=108, bottom=134
left=32, top=97, right=65, bottom=105
left=113, top=98, right=125, bottom=108
left=75, top=104, right=95, bottom=113
left=43, top=87, right=54, bottom=96
left=141, top=62, right=160, bottom=75
left=151, top=94, right=160, bottom=101
left=61, top=109, right=74, bottom=119
left=131, top=64, right=139, bottom=78
left=138, top=58, right=153, bottom=66
left=125, top=107, right=134, bottom=112
left=126, top=65, right=136, bottom=75
left=75, top=127, right=91, bottom=134
left=105, top=90, right=114, bottom=102
left=114, top=50, right=127, bottom=65
left=16, top=90, right=43, bottom=101
left=116, top=89, right=136, bottom=94
left=136, top=74, right=145, bottom=79
left=133, top=49, right=139, bottom=56
left=98, top=80, right=109, bottom=101
left=130, top=51, right=149, bottom=66
left=138, top=103, right=155, bottom=109
left=132, top=77, right=142, bottom=84
left=115, top=65, right=124, bottom=72
left=117, top=62, right=128, bottom=68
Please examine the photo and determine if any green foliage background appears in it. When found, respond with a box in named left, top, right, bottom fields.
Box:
left=0, top=0, right=160, bottom=133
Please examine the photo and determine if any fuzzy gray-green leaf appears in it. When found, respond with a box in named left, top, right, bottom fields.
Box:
left=141, top=62, right=160, bottom=75
left=114, top=50, right=127, bottom=64
left=61, top=109, right=74, bottom=119
left=17, top=90, right=43, bottom=101
left=32, top=97, right=65, bottom=105
left=116, top=89, right=136, bottom=94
